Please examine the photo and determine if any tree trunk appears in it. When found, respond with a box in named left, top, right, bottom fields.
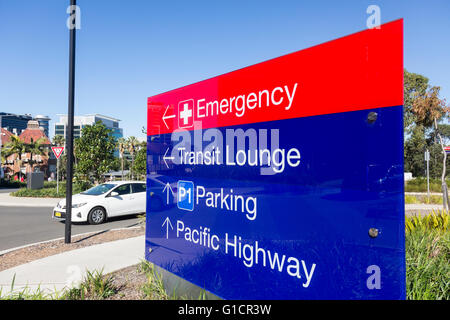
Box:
left=435, top=118, right=450, bottom=210
left=131, top=154, right=134, bottom=180
left=17, top=155, right=22, bottom=182
left=121, top=153, right=124, bottom=181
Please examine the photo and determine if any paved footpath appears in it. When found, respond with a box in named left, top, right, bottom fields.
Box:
left=0, top=235, right=145, bottom=297
left=0, top=191, right=62, bottom=207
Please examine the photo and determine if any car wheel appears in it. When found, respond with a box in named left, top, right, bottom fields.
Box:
left=150, top=196, right=163, bottom=211
left=88, top=207, right=106, bottom=225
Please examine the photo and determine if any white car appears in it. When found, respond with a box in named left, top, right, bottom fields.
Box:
left=52, top=181, right=146, bottom=225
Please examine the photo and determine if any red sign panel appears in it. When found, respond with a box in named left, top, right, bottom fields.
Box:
left=148, top=19, right=403, bottom=135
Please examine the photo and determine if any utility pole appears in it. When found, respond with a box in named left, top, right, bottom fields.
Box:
left=65, top=0, right=78, bottom=244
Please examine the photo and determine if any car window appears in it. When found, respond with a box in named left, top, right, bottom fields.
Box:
left=114, top=184, right=131, bottom=196
left=81, top=184, right=116, bottom=195
left=131, top=183, right=146, bottom=193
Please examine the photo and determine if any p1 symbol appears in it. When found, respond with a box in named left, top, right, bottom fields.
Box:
left=177, top=180, right=194, bottom=211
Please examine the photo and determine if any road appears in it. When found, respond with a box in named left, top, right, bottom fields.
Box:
left=0, top=205, right=141, bottom=251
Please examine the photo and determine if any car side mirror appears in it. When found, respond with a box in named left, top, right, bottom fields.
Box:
left=109, top=191, right=119, bottom=197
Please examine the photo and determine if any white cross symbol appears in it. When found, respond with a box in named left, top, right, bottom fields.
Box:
left=179, top=102, right=192, bottom=125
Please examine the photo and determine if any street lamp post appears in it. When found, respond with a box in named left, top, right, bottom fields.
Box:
left=65, top=0, right=77, bottom=244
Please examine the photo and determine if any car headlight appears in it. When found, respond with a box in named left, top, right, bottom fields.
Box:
left=72, top=202, right=87, bottom=208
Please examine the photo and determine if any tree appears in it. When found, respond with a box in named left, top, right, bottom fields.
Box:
left=126, top=136, right=138, bottom=180
left=116, top=137, right=127, bottom=180
left=403, top=69, right=450, bottom=180
left=404, top=70, right=430, bottom=132
left=25, top=137, right=47, bottom=175
left=53, top=135, right=65, bottom=147
left=412, top=85, right=449, bottom=209
left=404, top=124, right=427, bottom=176
left=132, top=143, right=146, bottom=180
left=1, top=135, right=26, bottom=180
left=74, top=121, right=116, bottom=183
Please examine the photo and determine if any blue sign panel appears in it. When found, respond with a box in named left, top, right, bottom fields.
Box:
left=145, top=20, right=405, bottom=299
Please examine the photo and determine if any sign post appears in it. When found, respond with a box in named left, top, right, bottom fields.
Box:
left=145, top=20, right=404, bottom=299
left=51, top=146, right=64, bottom=194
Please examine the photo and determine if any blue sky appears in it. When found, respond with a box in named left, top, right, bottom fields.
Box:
left=0, top=0, right=449, bottom=138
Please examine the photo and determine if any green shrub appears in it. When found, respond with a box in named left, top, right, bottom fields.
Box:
left=10, top=181, right=92, bottom=198
left=405, top=178, right=449, bottom=193
left=405, top=211, right=449, bottom=300
left=63, top=269, right=117, bottom=300
left=0, top=180, right=26, bottom=188
left=406, top=210, right=449, bottom=233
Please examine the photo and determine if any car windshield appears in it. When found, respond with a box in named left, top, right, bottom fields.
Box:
left=81, top=184, right=117, bottom=196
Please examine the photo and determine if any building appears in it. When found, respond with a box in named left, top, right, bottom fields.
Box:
left=2, top=120, right=52, bottom=180
left=0, top=113, right=51, bottom=137
left=0, top=112, right=33, bottom=136
left=54, top=114, right=123, bottom=140
left=34, top=115, right=51, bottom=137
left=54, top=114, right=124, bottom=157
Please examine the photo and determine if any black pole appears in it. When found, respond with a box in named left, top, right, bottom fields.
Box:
left=65, top=0, right=77, bottom=244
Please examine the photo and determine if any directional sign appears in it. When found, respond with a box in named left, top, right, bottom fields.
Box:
left=51, top=146, right=65, bottom=159
left=145, top=19, right=405, bottom=299
left=162, top=182, right=175, bottom=205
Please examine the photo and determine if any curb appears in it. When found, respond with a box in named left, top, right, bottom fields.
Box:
left=0, top=225, right=143, bottom=256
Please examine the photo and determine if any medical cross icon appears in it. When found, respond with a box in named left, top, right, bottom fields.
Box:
left=178, top=99, right=194, bottom=128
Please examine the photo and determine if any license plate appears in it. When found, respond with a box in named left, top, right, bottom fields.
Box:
left=55, top=212, right=61, bottom=217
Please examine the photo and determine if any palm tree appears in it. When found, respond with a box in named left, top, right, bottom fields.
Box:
left=117, top=137, right=127, bottom=180
left=25, top=137, right=47, bottom=174
left=126, top=136, right=138, bottom=180
left=53, top=135, right=65, bottom=147
left=2, top=135, right=26, bottom=181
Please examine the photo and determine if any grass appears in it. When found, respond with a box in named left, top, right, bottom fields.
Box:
left=405, top=210, right=449, bottom=300
left=63, top=268, right=117, bottom=300
left=405, top=177, right=450, bottom=193
left=138, top=260, right=171, bottom=300
left=405, top=194, right=443, bottom=204
left=10, top=181, right=92, bottom=198
left=1, top=268, right=117, bottom=300
left=0, top=262, right=206, bottom=300
left=0, top=274, right=62, bottom=300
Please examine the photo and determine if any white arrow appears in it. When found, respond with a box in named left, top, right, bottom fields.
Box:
left=163, top=147, right=175, bottom=168
left=162, top=217, right=173, bottom=239
left=162, top=182, right=175, bottom=205
left=162, top=105, right=176, bottom=129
